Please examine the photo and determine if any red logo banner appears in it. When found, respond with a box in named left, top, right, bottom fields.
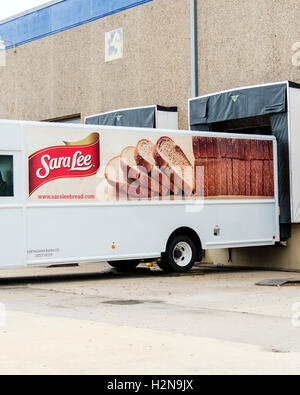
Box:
left=29, top=133, right=100, bottom=196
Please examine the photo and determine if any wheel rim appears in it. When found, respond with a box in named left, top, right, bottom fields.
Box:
left=173, top=242, right=193, bottom=267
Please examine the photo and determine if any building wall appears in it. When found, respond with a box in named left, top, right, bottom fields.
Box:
left=197, top=0, right=300, bottom=94
left=0, top=0, right=191, bottom=128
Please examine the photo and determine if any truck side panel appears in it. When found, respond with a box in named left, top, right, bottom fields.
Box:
left=26, top=200, right=278, bottom=265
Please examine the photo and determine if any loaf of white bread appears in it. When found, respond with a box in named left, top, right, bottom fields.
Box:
left=105, top=137, right=195, bottom=199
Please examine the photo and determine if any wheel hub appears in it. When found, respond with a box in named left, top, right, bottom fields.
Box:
left=173, top=242, right=193, bottom=267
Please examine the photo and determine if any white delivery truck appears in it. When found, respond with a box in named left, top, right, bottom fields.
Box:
left=0, top=120, right=279, bottom=272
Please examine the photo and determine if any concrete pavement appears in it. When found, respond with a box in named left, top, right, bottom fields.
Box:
left=0, top=263, right=299, bottom=375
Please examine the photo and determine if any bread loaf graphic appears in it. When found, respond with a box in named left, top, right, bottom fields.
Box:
left=193, top=136, right=274, bottom=198
left=134, top=139, right=155, bottom=174
left=121, top=146, right=169, bottom=196
left=120, top=146, right=141, bottom=181
left=105, top=156, right=154, bottom=200
left=105, top=136, right=195, bottom=200
left=105, top=156, right=128, bottom=192
left=153, top=136, right=194, bottom=196
left=134, top=139, right=178, bottom=194
left=105, top=135, right=273, bottom=201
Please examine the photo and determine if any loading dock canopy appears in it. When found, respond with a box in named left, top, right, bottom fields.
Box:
left=86, top=107, right=156, bottom=128
left=85, top=105, right=178, bottom=129
left=190, top=84, right=287, bottom=125
left=190, top=82, right=292, bottom=238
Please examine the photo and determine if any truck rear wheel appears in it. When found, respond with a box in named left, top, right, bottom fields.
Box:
left=108, top=260, right=140, bottom=272
left=159, top=235, right=197, bottom=273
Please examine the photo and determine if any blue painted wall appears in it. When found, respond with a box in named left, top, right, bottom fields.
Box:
left=0, top=0, right=152, bottom=48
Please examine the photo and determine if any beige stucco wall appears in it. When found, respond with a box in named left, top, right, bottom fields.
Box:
left=1, top=0, right=300, bottom=270
left=197, top=0, right=300, bottom=95
left=0, top=0, right=191, bottom=129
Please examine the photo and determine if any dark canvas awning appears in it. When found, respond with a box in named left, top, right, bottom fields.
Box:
left=86, top=107, right=156, bottom=128
left=190, top=84, right=287, bottom=126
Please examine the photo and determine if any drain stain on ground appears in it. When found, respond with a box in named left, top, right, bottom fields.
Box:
left=102, top=300, right=164, bottom=306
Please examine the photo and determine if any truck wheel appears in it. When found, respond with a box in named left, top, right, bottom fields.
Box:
left=157, top=255, right=173, bottom=272
left=107, top=260, right=140, bottom=272
left=162, top=235, right=197, bottom=273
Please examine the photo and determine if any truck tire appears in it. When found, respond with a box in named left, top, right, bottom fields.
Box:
left=160, top=235, right=197, bottom=273
left=107, top=260, right=140, bottom=272
left=157, top=255, right=173, bottom=272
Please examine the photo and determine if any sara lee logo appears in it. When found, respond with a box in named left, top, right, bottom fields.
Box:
left=29, top=133, right=100, bottom=195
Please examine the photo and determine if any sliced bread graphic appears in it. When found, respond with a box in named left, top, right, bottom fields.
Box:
left=135, top=139, right=179, bottom=195
left=120, top=146, right=141, bottom=181
left=134, top=139, right=156, bottom=173
left=105, top=156, right=153, bottom=200
left=105, top=156, right=128, bottom=192
left=140, top=170, right=169, bottom=196
left=153, top=136, right=194, bottom=196
left=127, top=180, right=154, bottom=199
left=122, top=145, right=169, bottom=196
